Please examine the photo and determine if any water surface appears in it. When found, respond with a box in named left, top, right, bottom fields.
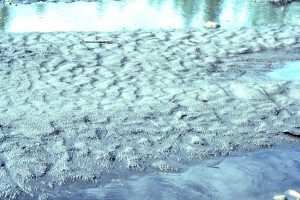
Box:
left=268, top=60, right=300, bottom=81
left=0, top=0, right=300, bottom=32
left=37, top=147, right=300, bottom=200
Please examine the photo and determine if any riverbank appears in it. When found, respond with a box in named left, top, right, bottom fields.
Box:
left=0, top=25, right=300, bottom=199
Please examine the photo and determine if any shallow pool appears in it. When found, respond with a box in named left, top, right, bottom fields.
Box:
left=0, top=0, right=300, bottom=32
left=268, top=60, right=300, bottom=81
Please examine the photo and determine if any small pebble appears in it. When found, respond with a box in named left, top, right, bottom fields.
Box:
left=191, top=135, right=201, bottom=144
left=175, top=111, right=187, bottom=120
left=204, top=21, right=220, bottom=29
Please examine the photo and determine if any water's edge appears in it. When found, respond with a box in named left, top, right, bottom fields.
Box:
left=22, top=145, right=300, bottom=200
left=1, top=0, right=300, bottom=32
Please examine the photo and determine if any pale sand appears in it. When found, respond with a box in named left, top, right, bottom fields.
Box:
left=0, top=25, right=300, bottom=199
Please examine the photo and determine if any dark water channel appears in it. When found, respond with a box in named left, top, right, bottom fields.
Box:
left=0, top=0, right=300, bottom=32
left=32, top=147, right=300, bottom=200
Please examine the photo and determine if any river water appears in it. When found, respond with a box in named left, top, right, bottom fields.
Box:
left=30, top=147, right=300, bottom=200
left=0, top=0, right=300, bottom=32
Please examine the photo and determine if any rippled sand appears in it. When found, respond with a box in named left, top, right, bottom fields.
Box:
left=0, top=25, right=300, bottom=199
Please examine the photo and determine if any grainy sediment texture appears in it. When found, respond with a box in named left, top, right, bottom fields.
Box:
left=0, top=25, right=300, bottom=199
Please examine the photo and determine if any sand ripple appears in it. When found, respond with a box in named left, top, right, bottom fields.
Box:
left=0, top=25, right=300, bottom=199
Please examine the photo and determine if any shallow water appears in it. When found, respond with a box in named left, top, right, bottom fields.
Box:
left=268, top=60, right=300, bottom=80
left=37, top=147, right=300, bottom=200
left=0, top=0, right=300, bottom=32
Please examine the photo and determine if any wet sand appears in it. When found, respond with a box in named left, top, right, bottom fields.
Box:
left=0, top=25, right=300, bottom=199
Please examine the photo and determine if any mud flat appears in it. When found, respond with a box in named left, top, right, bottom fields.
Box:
left=0, top=25, right=300, bottom=199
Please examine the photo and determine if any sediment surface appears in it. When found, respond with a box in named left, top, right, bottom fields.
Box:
left=0, top=25, right=300, bottom=199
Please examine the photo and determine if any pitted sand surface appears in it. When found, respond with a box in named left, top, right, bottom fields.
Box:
left=0, top=25, right=300, bottom=198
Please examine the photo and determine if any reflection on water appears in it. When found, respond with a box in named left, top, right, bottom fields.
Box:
left=34, top=2, right=46, bottom=15
left=268, top=60, right=300, bottom=80
left=0, top=5, right=9, bottom=30
left=203, top=0, right=222, bottom=22
left=46, top=147, right=300, bottom=200
left=0, top=0, right=299, bottom=32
